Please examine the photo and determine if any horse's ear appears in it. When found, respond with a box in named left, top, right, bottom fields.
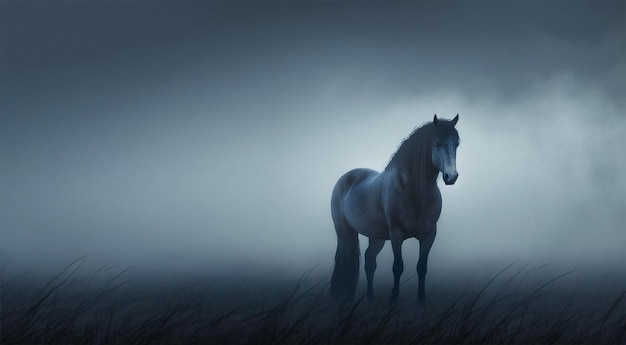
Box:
left=452, top=114, right=459, bottom=126
left=433, top=114, right=438, bottom=126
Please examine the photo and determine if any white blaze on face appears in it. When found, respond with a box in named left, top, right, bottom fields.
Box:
left=433, top=140, right=459, bottom=185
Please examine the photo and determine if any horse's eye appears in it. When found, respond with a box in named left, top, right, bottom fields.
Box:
left=435, top=142, right=442, bottom=148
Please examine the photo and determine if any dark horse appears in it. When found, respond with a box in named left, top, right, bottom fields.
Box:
left=330, top=114, right=460, bottom=303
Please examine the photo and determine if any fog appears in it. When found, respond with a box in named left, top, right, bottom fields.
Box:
left=1, top=2, right=624, bottom=278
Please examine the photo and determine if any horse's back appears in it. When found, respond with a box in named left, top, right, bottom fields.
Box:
left=332, top=168, right=389, bottom=239
left=333, top=168, right=377, bottom=191
left=332, top=168, right=377, bottom=207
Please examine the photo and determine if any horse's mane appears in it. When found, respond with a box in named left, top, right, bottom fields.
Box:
left=385, top=121, right=436, bottom=214
left=386, top=122, right=434, bottom=171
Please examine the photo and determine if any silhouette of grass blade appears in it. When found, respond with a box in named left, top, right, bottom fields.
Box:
left=2, top=259, right=624, bottom=345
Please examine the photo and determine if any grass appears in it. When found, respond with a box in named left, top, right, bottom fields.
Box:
left=2, top=257, right=624, bottom=344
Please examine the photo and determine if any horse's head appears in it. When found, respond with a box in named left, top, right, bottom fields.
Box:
left=431, top=114, right=460, bottom=185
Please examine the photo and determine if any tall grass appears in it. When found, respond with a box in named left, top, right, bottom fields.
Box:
left=2, top=258, right=624, bottom=344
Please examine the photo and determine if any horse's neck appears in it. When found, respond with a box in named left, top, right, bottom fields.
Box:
left=412, top=161, right=438, bottom=190
left=393, top=156, right=438, bottom=192
left=388, top=127, right=439, bottom=193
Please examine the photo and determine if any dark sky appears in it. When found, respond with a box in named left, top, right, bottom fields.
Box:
left=1, top=1, right=625, bottom=277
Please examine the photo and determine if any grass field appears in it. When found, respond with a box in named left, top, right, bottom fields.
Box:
left=2, top=257, right=624, bottom=344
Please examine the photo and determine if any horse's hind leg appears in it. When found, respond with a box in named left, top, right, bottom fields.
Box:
left=365, top=238, right=385, bottom=300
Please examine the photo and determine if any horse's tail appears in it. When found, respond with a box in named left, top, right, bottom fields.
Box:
left=329, top=181, right=360, bottom=301
left=330, top=223, right=360, bottom=301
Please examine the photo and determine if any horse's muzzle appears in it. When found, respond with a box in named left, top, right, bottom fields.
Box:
left=443, top=172, right=458, bottom=185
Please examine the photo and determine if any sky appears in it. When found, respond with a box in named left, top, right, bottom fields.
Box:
left=1, top=1, right=625, bottom=278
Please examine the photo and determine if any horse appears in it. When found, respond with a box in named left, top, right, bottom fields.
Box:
left=330, top=114, right=460, bottom=303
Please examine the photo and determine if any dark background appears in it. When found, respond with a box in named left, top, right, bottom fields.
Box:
left=1, top=1, right=624, bottom=279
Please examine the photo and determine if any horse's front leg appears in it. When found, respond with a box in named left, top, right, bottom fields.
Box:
left=417, top=228, right=436, bottom=302
left=389, top=230, right=404, bottom=304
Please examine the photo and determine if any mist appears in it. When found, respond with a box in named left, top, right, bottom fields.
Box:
left=1, top=1, right=624, bottom=279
